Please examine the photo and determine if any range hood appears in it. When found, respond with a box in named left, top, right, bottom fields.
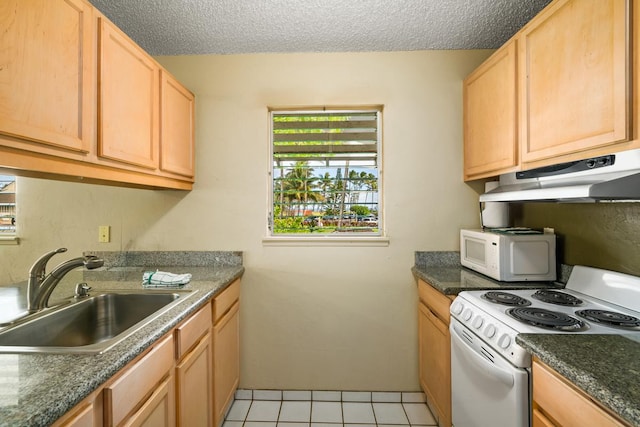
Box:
left=479, top=149, right=640, bottom=202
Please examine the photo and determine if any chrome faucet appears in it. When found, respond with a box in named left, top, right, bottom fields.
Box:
left=27, top=248, right=104, bottom=313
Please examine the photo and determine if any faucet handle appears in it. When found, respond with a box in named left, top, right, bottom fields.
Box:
left=74, top=283, right=92, bottom=298
left=29, top=248, right=68, bottom=279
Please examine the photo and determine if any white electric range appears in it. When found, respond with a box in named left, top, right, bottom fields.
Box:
left=449, top=265, right=640, bottom=427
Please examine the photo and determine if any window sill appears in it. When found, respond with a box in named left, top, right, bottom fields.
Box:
left=0, top=236, right=20, bottom=245
left=262, top=235, right=389, bottom=247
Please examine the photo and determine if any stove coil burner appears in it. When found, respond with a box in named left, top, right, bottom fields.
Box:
left=576, top=309, right=640, bottom=330
left=482, top=291, right=531, bottom=307
left=507, top=307, right=586, bottom=332
left=532, top=290, right=584, bottom=306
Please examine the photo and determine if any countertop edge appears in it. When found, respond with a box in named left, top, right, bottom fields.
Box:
left=517, top=334, right=640, bottom=427
left=0, top=266, right=244, bottom=427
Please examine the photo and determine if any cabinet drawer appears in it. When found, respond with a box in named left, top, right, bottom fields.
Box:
left=532, top=359, right=626, bottom=427
left=105, top=334, right=174, bottom=426
left=214, top=280, right=240, bottom=323
left=418, top=280, right=451, bottom=324
left=175, top=304, right=212, bottom=360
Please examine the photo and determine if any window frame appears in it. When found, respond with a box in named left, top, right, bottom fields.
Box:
left=0, top=175, right=18, bottom=245
left=265, top=106, right=387, bottom=246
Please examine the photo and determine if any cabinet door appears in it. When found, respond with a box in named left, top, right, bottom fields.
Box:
left=98, top=17, right=159, bottom=169
left=532, top=359, right=626, bottom=427
left=104, top=335, right=174, bottom=426
left=0, top=0, right=93, bottom=152
left=463, top=41, right=518, bottom=180
left=54, top=403, right=94, bottom=427
left=176, top=333, right=213, bottom=427
left=418, top=303, right=451, bottom=427
left=160, top=71, right=195, bottom=177
left=213, top=301, right=240, bottom=427
left=519, top=0, right=630, bottom=165
left=123, top=376, right=175, bottom=427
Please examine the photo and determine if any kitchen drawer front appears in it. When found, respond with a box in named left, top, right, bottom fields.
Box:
left=105, top=334, right=174, bottom=426
left=214, top=279, right=240, bottom=323
left=418, top=279, right=451, bottom=325
left=532, top=359, right=627, bottom=427
left=175, top=304, right=212, bottom=360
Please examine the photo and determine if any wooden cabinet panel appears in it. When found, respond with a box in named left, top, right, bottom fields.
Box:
left=213, top=301, right=240, bottom=427
left=214, top=279, right=241, bottom=322
left=519, top=0, right=630, bottom=165
left=176, top=333, right=213, bottom=427
left=104, top=334, right=174, bottom=426
left=160, top=71, right=195, bottom=177
left=54, top=403, right=95, bottom=427
left=123, top=375, right=175, bottom=427
left=0, top=0, right=94, bottom=152
left=418, top=280, right=451, bottom=324
left=532, top=358, right=627, bottom=427
left=418, top=302, right=451, bottom=427
left=98, top=17, right=159, bottom=169
left=463, top=41, right=518, bottom=180
left=175, top=304, right=211, bottom=360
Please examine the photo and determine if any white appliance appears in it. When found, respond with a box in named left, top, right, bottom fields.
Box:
left=460, top=228, right=556, bottom=282
left=449, top=266, right=640, bottom=427
left=479, top=149, right=640, bottom=202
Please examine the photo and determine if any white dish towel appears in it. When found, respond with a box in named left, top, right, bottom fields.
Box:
left=142, top=270, right=192, bottom=288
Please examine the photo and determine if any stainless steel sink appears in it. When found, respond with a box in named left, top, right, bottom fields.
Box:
left=0, top=289, right=197, bottom=354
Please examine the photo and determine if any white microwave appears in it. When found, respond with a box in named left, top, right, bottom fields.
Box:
left=460, top=229, right=556, bottom=282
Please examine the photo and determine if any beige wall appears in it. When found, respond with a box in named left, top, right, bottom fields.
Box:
left=0, top=50, right=491, bottom=390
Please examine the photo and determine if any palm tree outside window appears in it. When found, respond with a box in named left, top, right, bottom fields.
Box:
left=269, top=108, right=382, bottom=235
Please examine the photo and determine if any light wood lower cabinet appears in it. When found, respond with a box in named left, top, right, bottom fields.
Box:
left=532, top=358, right=628, bottom=427
left=417, top=279, right=453, bottom=427
left=104, top=334, right=175, bottom=426
left=53, top=402, right=97, bottom=427
left=123, top=375, right=174, bottom=427
left=175, top=304, right=213, bottom=427
left=213, top=280, right=241, bottom=427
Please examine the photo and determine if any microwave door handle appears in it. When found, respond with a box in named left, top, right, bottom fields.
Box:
left=450, top=324, right=515, bottom=387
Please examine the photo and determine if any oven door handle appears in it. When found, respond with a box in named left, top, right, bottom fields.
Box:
left=451, top=324, right=515, bottom=387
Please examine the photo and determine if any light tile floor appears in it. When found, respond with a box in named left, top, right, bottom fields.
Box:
left=223, top=390, right=438, bottom=427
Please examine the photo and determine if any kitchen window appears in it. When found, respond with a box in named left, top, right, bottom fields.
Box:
left=0, top=176, right=17, bottom=240
left=267, top=107, right=385, bottom=244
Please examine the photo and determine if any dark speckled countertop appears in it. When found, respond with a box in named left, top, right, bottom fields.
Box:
left=413, top=252, right=639, bottom=426
left=412, top=251, right=561, bottom=295
left=517, top=334, right=640, bottom=427
left=0, top=251, right=243, bottom=427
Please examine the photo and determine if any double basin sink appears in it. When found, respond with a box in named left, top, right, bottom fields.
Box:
left=0, top=289, right=197, bottom=354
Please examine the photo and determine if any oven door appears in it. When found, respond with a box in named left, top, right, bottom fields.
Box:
left=450, top=318, right=530, bottom=427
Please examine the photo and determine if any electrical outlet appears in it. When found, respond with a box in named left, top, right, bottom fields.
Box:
left=98, top=225, right=110, bottom=243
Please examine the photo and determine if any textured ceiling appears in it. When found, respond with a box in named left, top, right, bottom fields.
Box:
left=89, top=0, right=552, bottom=56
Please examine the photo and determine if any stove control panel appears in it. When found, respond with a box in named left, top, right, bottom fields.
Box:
left=450, top=298, right=532, bottom=368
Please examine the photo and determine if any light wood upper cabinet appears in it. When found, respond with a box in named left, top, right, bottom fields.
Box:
left=463, top=41, right=518, bottom=180
left=160, top=71, right=195, bottom=177
left=98, top=17, right=159, bottom=170
left=519, top=0, right=631, bottom=166
left=0, top=0, right=94, bottom=153
left=464, top=0, right=639, bottom=180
